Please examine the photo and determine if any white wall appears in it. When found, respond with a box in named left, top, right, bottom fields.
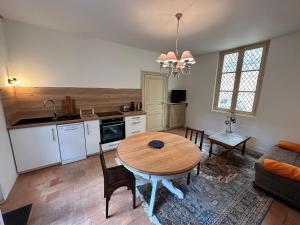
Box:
left=0, top=20, right=8, bottom=86
left=3, top=20, right=165, bottom=88
left=0, top=99, right=17, bottom=200
left=0, top=19, right=17, bottom=201
left=186, top=31, right=300, bottom=153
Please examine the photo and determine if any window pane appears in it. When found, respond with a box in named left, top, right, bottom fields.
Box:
left=222, top=52, right=239, bottom=73
left=242, top=47, right=263, bottom=71
left=239, top=71, right=259, bottom=91
left=236, top=92, right=255, bottom=112
left=220, top=73, right=235, bottom=91
left=218, top=91, right=233, bottom=109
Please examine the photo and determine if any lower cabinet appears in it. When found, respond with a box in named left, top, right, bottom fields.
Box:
left=125, top=115, right=146, bottom=137
left=84, top=120, right=101, bottom=155
left=167, top=103, right=187, bottom=128
left=9, top=125, right=61, bottom=173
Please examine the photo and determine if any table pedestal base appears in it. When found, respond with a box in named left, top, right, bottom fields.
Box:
left=147, top=178, right=184, bottom=216
left=162, top=179, right=184, bottom=199
left=122, top=164, right=188, bottom=216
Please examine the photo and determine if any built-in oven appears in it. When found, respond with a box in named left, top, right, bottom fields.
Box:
left=100, top=117, right=125, bottom=150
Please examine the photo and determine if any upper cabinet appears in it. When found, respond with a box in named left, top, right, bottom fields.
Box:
left=9, top=125, right=61, bottom=173
left=84, top=120, right=101, bottom=155
left=125, top=115, right=146, bottom=137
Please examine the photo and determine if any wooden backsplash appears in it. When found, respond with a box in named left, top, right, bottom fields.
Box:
left=0, top=87, right=141, bottom=125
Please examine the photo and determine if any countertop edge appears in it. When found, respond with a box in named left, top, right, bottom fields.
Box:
left=7, top=111, right=146, bottom=130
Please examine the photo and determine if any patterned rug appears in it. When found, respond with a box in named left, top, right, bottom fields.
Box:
left=137, top=140, right=273, bottom=225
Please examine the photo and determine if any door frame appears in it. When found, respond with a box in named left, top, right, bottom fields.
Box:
left=141, top=71, right=168, bottom=131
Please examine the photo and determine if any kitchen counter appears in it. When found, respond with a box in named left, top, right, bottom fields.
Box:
left=121, top=111, right=147, bottom=117
left=8, top=111, right=146, bottom=129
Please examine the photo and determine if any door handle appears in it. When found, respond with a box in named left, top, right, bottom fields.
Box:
left=52, top=128, right=56, bottom=142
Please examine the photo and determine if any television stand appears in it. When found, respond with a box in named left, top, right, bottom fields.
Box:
left=167, top=102, right=187, bottom=129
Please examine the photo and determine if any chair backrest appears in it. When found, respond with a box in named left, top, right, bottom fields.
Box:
left=185, top=126, right=205, bottom=150
left=99, top=144, right=108, bottom=180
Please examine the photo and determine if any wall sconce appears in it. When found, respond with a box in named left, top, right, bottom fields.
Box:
left=8, top=77, right=21, bottom=86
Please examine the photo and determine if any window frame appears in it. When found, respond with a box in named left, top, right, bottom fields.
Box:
left=213, top=41, right=270, bottom=116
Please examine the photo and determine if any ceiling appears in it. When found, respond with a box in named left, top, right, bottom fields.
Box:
left=1, top=0, right=300, bottom=56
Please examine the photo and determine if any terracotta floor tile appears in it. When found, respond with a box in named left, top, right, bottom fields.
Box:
left=261, top=201, right=296, bottom=225
left=46, top=191, right=61, bottom=203
left=0, top=128, right=299, bottom=225
left=286, top=206, right=300, bottom=225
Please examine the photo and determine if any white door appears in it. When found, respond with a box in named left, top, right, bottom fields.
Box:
left=9, top=125, right=61, bottom=172
left=84, top=120, right=101, bottom=155
left=142, top=71, right=167, bottom=131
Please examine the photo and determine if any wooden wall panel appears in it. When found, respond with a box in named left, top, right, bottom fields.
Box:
left=0, top=87, right=141, bottom=125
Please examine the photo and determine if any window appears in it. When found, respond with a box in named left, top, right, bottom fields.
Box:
left=213, top=41, right=269, bottom=115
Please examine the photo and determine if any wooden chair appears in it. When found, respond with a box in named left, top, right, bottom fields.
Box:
left=99, top=144, right=136, bottom=218
left=185, top=127, right=204, bottom=185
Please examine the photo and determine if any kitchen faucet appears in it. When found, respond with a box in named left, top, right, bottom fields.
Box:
left=43, top=98, right=58, bottom=120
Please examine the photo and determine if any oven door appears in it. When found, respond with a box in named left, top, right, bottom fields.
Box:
left=100, top=121, right=125, bottom=144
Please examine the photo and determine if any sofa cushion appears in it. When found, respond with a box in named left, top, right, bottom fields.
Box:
left=263, top=159, right=300, bottom=181
left=255, top=145, right=300, bottom=209
left=277, top=140, right=300, bottom=154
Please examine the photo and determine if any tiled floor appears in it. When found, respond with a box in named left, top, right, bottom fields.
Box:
left=1, top=129, right=299, bottom=225
left=0, top=151, right=153, bottom=225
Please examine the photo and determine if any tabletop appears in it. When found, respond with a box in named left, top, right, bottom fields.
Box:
left=208, top=132, right=250, bottom=148
left=117, top=132, right=201, bottom=176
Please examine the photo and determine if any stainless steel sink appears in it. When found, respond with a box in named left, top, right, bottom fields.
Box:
left=12, top=115, right=81, bottom=126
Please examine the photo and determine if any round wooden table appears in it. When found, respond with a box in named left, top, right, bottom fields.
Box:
left=117, top=132, right=201, bottom=216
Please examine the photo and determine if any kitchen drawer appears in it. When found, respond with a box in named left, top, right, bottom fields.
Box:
left=126, top=128, right=144, bottom=137
left=125, top=119, right=145, bottom=129
left=102, top=140, right=120, bottom=151
left=125, top=115, right=145, bottom=123
left=125, top=115, right=146, bottom=137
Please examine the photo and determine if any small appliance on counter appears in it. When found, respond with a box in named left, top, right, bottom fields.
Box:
left=129, top=101, right=135, bottom=111
left=135, top=102, right=142, bottom=111
left=120, top=105, right=130, bottom=112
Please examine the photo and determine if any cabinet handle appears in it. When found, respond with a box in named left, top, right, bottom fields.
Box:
left=131, top=130, right=140, bottom=134
left=52, top=128, right=56, bottom=142
left=86, top=124, right=90, bottom=135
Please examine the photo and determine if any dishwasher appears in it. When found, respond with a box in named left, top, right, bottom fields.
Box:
left=57, top=122, right=87, bottom=164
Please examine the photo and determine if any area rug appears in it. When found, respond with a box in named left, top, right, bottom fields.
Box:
left=137, top=144, right=273, bottom=225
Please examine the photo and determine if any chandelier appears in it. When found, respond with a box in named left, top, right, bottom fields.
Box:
left=156, top=13, right=196, bottom=77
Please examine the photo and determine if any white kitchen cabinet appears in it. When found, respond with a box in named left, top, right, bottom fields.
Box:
left=9, top=125, right=61, bottom=173
left=125, top=115, right=146, bottom=137
left=84, top=120, right=101, bottom=155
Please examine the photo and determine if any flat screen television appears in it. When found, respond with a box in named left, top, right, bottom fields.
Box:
left=171, top=90, right=186, bottom=103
